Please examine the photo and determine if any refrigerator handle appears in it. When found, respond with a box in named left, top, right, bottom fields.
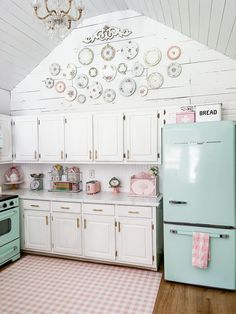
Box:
left=169, top=200, right=188, bottom=205
left=170, top=229, right=229, bottom=239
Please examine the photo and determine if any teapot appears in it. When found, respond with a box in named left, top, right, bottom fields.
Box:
left=6, top=172, right=19, bottom=183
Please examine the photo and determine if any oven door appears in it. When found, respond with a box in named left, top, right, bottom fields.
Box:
left=0, top=207, right=19, bottom=246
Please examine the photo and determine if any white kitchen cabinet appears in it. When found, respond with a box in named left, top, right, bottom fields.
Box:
left=52, top=212, right=82, bottom=256
left=65, top=114, right=93, bottom=162
left=116, top=218, right=153, bottom=266
left=24, top=210, right=51, bottom=252
left=0, top=115, right=12, bottom=162
left=93, top=112, right=123, bottom=161
left=124, top=110, right=157, bottom=162
left=13, top=116, right=38, bottom=161
left=83, top=214, right=116, bottom=260
left=38, top=115, right=65, bottom=162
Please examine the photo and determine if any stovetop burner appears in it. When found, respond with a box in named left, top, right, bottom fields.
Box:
left=0, top=194, right=18, bottom=202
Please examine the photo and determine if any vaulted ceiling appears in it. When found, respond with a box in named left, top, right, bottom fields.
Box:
left=0, top=0, right=236, bottom=91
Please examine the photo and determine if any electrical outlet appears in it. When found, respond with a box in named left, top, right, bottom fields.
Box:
left=89, top=169, right=95, bottom=179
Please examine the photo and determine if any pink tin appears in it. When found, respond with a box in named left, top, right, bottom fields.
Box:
left=176, top=112, right=195, bottom=124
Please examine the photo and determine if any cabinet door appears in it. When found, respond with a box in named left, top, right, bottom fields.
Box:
left=65, top=114, right=93, bottom=162
left=52, top=212, right=82, bottom=256
left=13, top=116, right=38, bottom=161
left=0, top=115, right=12, bottom=162
left=38, top=115, right=64, bottom=162
left=125, top=111, right=157, bottom=162
left=116, top=218, right=153, bottom=265
left=24, top=210, right=51, bottom=252
left=83, top=215, right=115, bottom=260
left=93, top=113, right=123, bottom=161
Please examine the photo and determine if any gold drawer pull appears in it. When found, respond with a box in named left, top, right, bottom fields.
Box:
left=89, top=150, right=92, bottom=160
left=60, top=206, right=70, bottom=210
left=118, top=221, right=121, bottom=232
left=95, top=150, right=98, bottom=160
left=128, top=211, right=140, bottom=214
left=84, top=219, right=87, bottom=229
left=127, top=149, right=130, bottom=160
left=77, top=218, right=80, bottom=229
left=34, top=151, right=37, bottom=160
left=61, top=151, right=64, bottom=160
left=30, top=204, right=39, bottom=208
left=93, top=209, right=103, bottom=212
left=45, top=216, right=49, bottom=225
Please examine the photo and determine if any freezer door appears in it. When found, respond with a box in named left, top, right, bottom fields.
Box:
left=163, top=121, right=236, bottom=226
left=164, top=224, right=236, bottom=290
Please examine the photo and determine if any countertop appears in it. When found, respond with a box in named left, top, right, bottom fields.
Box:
left=6, top=189, right=162, bottom=207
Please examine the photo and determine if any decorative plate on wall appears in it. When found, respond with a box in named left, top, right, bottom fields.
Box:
left=78, top=48, right=94, bottom=65
left=102, top=65, right=117, bottom=82
left=121, top=41, right=139, bottom=60
left=49, top=63, right=61, bottom=76
left=64, top=63, right=77, bottom=80
left=138, top=85, right=148, bottom=97
left=167, top=63, right=182, bottom=78
left=147, top=72, right=164, bottom=89
left=103, top=88, right=116, bottom=103
left=118, top=63, right=128, bottom=75
left=87, top=81, right=103, bottom=99
left=167, top=46, right=181, bottom=60
left=132, top=61, right=144, bottom=77
left=55, top=81, right=66, bottom=93
left=101, top=44, right=116, bottom=61
left=44, top=77, right=54, bottom=89
left=77, top=94, right=86, bottom=104
left=89, top=67, right=98, bottom=77
left=144, top=48, right=162, bottom=66
left=64, top=86, right=77, bottom=101
left=119, top=78, right=136, bottom=97
left=75, top=73, right=89, bottom=88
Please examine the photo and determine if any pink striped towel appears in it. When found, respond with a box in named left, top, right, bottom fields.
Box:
left=192, top=232, right=210, bottom=269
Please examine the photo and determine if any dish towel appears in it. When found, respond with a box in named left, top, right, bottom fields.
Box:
left=192, top=232, right=210, bottom=269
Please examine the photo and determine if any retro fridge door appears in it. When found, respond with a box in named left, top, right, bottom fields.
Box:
left=164, top=223, right=236, bottom=290
left=163, top=121, right=236, bottom=226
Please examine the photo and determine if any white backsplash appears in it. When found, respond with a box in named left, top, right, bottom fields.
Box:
left=13, top=163, right=161, bottom=193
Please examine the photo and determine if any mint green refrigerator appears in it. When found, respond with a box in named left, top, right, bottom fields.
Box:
left=163, top=121, right=236, bottom=290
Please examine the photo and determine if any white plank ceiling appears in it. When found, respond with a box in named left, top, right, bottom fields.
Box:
left=0, top=0, right=236, bottom=91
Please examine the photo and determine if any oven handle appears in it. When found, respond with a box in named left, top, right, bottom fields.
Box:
left=0, top=246, right=17, bottom=259
left=0, top=210, right=17, bottom=222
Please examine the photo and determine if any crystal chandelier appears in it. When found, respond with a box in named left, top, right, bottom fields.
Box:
left=32, top=0, right=85, bottom=40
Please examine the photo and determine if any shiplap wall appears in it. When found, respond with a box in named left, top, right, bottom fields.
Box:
left=10, top=11, right=236, bottom=120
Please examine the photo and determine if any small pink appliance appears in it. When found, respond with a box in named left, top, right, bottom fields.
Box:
left=86, top=180, right=101, bottom=195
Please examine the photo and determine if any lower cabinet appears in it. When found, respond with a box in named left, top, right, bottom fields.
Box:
left=24, top=210, right=51, bottom=252
left=83, top=215, right=116, bottom=261
left=52, top=212, right=82, bottom=256
left=116, top=218, right=153, bottom=266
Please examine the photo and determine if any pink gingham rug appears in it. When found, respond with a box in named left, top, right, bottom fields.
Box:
left=0, top=255, right=162, bottom=314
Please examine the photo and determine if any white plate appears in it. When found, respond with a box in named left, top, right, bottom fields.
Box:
left=78, top=48, right=94, bottom=65
left=77, top=94, right=86, bottom=104
left=132, top=61, right=144, bottom=77
left=102, top=65, right=117, bottom=82
left=64, top=63, right=77, bottom=80
left=101, top=44, right=116, bottom=61
left=138, top=85, right=148, bottom=97
left=49, top=63, right=61, bottom=76
left=167, top=46, right=181, bottom=60
left=121, top=41, right=139, bottom=60
left=64, top=86, right=77, bottom=101
left=89, top=67, right=98, bottom=77
left=167, top=63, right=182, bottom=78
left=144, top=48, right=162, bottom=66
left=87, top=81, right=103, bottom=99
left=118, top=63, right=128, bottom=74
left=147, top=72, right=164, bottom=89
left=119, top=78, right=136, bottom=97
left=55, top=81, right=66, bottom=93
left=75, top=73, right=89, bottom=88
left=103, top=89, right=116, bottom=103
left=44, top=77, right=54, bottom=88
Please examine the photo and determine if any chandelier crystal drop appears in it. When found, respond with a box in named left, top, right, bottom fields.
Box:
left=31, top=0, right=85, bottom=40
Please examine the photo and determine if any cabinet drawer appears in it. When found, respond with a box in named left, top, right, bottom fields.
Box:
left=21, top=199, right=50, bottom=211
left=83, top=203, right=115, bottom=216
left=52, top=201, right=81, bottom=213
left=117, top=205, right=152, bottom=218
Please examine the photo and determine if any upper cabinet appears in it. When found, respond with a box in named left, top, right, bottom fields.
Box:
left=93, top=112, right=123, bottom=162
left=124, top=110, right=158, bottom=162
left=0, top=115, right=12, bottom=162
left=65, top=114, right=93, bottom=162
left=13, top=116, right=38, bottom=161
left=38, top=115, right=65, bottom=162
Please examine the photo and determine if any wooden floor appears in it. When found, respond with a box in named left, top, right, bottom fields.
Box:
left=154, top=263, right=236, bottom=314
